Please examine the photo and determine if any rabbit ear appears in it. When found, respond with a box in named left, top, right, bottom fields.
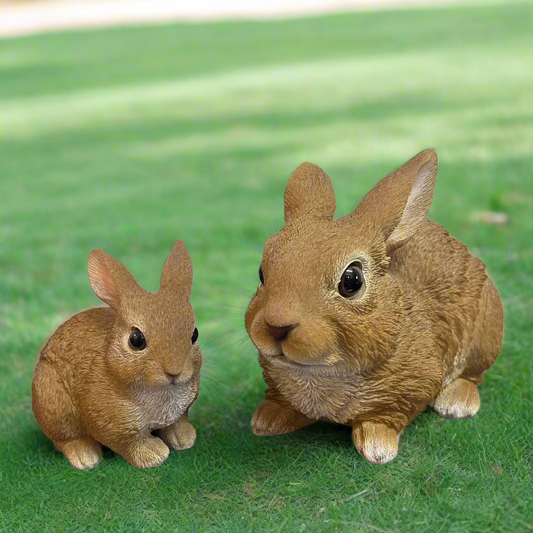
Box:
left=87, top=249, right=141, bottom=309
left=284, top=162, right=336, bottom=223
left=353, top=149, right=438, bottom=254
left=159, top=239, right=193, bottom=296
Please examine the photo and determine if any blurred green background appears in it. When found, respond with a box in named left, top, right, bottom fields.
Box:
left=1, top=2, right=532, bottom=531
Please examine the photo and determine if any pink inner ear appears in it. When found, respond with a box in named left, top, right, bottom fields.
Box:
left=88, top=256, right=118, bottom=306
left=98, top=265, right=116, bottom=301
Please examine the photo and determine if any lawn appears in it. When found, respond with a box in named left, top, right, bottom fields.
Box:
left=1, top=3, right=533, bottom=531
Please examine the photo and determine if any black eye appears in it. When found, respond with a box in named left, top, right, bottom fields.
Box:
left=339, top=262, right=364, bottom=298
left=129, top=328, right=146, bottom=350
left=259, top=264, right=264, bottom=285
left=191, top=327, right=199, bottom=344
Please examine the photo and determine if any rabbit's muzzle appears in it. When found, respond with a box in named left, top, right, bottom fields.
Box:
left=266, top=323, right=296, bottom=342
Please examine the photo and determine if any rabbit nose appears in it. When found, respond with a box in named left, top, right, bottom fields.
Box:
left=165, top=370, right=182, bottom=383
left=267, top=323, right=296, bottom=341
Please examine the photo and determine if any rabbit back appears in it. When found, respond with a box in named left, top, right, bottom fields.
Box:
left=33, top=307, right=115, bottom=444
left=392, top=219, right=503, bottom=382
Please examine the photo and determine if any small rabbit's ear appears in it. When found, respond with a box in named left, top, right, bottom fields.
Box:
left=87, top=249, right=140, bottom=310
left=284, top=162, right=336, bottom=223
left=160, top=240, right=193, bottom=297
left=354, top=149, right=438, bottom=254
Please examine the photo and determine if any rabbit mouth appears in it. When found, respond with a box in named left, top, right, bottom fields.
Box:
left=164, top=371, right=192, bottom=386
left=271, top=353, right=302, bottom=367
left=267, top=352, right=331, bottom=370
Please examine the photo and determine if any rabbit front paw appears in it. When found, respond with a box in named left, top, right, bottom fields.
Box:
left=156, top=417, right=197, bottom=451
left=352, top=422, right=399, bottom=464
left=251, top=400, right=316, bottom=436
left=123, top=436, right=170, bottom=468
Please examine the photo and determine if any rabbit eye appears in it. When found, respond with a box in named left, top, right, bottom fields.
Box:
left=191, top=327, right=199, bottom=344
left=339, top=262, right=364, bottom=298
left=259, top=264, right=265, bottom=285
left=129, top=328, right=146, bottom=350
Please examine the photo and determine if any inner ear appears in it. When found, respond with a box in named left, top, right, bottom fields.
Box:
left=284, top=162, right=336, bottom=223
left=385, top=159, right=437, bottom=252
left=87, top=249, right=140, bottom=309
left=352, top=149, right=438, bottom=254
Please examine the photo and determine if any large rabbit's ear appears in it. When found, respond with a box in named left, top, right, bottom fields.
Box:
left=284, top=163, right=336, bottom=223
left=87, top=249, right=141, bottom=310
left=159, top=239, right=193, bottom=297
left=353, top=149, right=438, bottom=254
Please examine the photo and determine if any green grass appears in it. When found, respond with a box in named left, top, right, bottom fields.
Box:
left=1, top=3, right=533, bottom=531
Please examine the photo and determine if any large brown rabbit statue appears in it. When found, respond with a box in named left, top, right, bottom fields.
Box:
left=33, top=240, right=201, bottom=470
left=245, top=149, right=504, bottom=464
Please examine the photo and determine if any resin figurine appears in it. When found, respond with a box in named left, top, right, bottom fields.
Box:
left=245, top=149, right=503, bottom=464
left=33, top=240, right=201, bottom=469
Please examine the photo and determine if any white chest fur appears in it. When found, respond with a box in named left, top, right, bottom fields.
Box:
left=268, top=365, right=366, bottom=425
left=134, top=384, right=197, bottom=430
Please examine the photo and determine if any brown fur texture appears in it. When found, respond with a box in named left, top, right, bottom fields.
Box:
left=32, top=240, right=201, bottom=469
left=245, top=150, right=504, bottom=464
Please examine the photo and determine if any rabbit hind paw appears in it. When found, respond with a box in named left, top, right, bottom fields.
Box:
left=58, top=438, right=102, bottom=470
left=432, top=378, right=480, bottom=419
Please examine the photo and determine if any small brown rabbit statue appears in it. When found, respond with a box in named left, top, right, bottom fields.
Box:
left=245, top=149, right=504, bottom=464
left=33, top=240, right=201, bottom=470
